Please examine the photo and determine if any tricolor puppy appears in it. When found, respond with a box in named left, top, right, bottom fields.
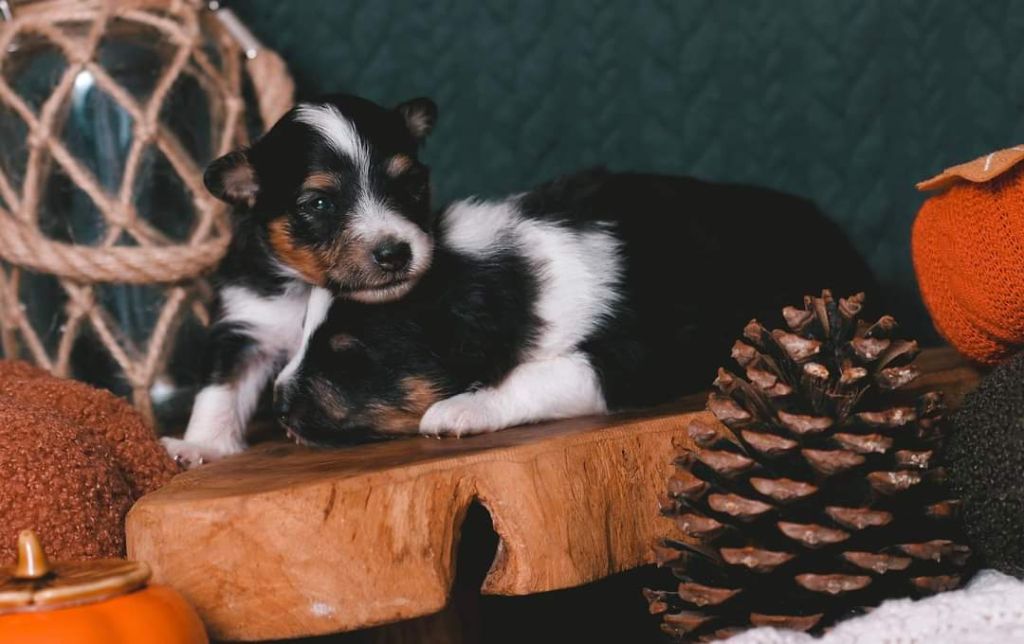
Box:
left=275, top=170, right=875, bottom=442
left=162, top=94, right=438, bottom=466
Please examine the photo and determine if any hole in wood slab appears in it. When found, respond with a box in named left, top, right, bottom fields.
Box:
left=455, top=500, right=501, bottom=595
left=323, top=501, right=501, bottom=643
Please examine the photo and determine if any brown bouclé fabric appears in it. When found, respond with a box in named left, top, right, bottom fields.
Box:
left=0, top=361, right=179, bottom=564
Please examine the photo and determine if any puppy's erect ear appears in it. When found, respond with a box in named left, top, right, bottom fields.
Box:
left=394, top=97, right=438, bottom=142
left=204, top=150, right=259, bottom=207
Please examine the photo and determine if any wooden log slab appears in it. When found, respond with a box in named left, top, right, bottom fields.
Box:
left=127, top=399, right=704, bottom=640
left=125, top=348, right=977, bottom=642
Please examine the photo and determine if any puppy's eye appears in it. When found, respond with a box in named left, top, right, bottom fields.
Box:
left=309, top=197, right=334, bottom=213
left=300, top=196, right=335, bottom=216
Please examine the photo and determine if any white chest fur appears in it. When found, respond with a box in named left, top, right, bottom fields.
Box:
left=218, top=282, right=310, bottom=360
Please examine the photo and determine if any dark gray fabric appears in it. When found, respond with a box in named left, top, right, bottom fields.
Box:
left=233, top=0, right=1024, bottom=338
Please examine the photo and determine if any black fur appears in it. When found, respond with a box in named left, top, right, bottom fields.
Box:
left=209, top=95, right=434, bottom=290
left=281, top=248, right=539, bottom=443
left=170, top=95, right=440, bottom=465
left=199, top=94, right=436, bottom=386
left=564, top=171, right=877, bottom=407
left=282, top=169, right=877, bottom=443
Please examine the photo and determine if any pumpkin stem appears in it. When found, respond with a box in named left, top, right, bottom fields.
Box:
left=14, top=529, right=51, bottom=579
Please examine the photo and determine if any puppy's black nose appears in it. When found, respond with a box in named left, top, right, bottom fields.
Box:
left=372, top=240, right=412, bottom=272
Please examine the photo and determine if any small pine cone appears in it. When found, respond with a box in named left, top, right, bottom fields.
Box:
left=645, top=291, right=974, bottom=641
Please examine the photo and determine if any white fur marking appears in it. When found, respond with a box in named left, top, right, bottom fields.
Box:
left=176, top=384, right=245, bottom=453
left=347, top=195, right=433, bottom=274
left=170, top=284, right=310, bottom=467
left=440, top=198, right=520, bottom=256
left=219, top=283, right=309, bottom=358
left=295, top=102, right=433, bottom=299
left=441, top=197, right=623, bottom=359
left=167, top=360, right=274, bottom=467
left=425, top=197, right=624, bottom=435
left=420, top=353, right=607, bottom=436
left=276, top=286, right=334, bottom=393
left=235, top=354, right=275, bottom=429
left=520, top=221, right=622, bottom=358
left=294, top=103, right=368, bottom=170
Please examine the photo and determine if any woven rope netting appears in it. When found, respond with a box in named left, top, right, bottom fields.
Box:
left=0, top=0, right=292, bottom=423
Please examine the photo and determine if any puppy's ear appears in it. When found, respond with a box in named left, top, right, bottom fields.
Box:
left=204, top=150, right=259, bottom=207
left=394, top=97, right=438, bottom=142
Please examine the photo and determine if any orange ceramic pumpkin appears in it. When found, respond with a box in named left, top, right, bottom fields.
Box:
left=0, top=531, right=207, bottom=644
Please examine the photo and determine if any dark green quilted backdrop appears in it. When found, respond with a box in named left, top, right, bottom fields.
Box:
left=233, top=0, right=1024, bottom=339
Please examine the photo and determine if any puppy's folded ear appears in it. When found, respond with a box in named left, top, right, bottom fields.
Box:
left=204, top=150, right=259, bottom=207
left=394, top=97, right=438, bottom=142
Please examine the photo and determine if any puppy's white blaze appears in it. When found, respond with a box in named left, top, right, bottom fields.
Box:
left=346, top=194, right=434, bottom=281
left=294, top=103, right=368, bottom=170
left=275, top=286, right=334, bottom=393
left=441, top=197, right=624, bottom=360
left=420, top=353, right=607, bottom=435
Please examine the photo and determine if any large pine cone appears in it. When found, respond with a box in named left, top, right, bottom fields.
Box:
left=645, top=291, right=973, bottom=641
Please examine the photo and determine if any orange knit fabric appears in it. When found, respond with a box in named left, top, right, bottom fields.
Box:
left=913, top=161, right=1024, bottom=365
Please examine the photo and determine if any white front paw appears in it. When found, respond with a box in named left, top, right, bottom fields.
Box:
left=161, top=437, right=244, bottom=469
left=419, top=392, right=507, bottom=438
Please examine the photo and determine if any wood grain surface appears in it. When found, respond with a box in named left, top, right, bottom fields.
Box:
left=125, top=348, right=978, bottom=641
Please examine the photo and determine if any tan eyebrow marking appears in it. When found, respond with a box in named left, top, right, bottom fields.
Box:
left=386, top=154, right=413, bottom=177
left=302, top=171, right=340, bottom=192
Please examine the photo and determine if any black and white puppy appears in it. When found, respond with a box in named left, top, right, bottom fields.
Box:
left=162, top=94, right=438, bottom=466
left=276, top=170, right=876, bottom=442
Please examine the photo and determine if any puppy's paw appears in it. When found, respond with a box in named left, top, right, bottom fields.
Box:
left=161, top=437, right=242, bottom=469
left=419, top=392, right=507, bottom=438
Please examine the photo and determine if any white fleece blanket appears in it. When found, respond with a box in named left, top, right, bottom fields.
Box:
left=728, top=570, right=1024, bottom=644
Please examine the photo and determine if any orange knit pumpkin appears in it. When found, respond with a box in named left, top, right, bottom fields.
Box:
left=913, top=145, right=1024, bottom=365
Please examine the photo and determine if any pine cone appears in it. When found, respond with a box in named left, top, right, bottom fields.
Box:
left=645, top=291, right=973, bottom=641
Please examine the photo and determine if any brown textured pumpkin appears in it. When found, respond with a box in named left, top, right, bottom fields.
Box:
left=0, top=360, right=178, bottom=564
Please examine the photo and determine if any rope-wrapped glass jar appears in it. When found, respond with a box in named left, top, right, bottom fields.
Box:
left=0, top=0, right=292, bottom=427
